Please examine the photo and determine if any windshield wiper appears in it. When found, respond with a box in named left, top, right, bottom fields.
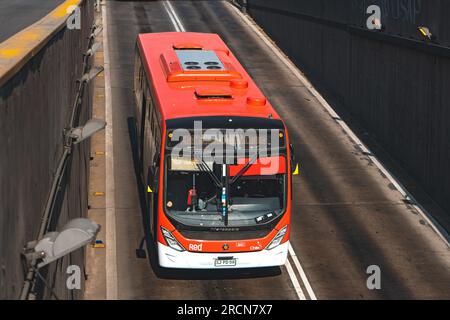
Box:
left=230, top=153, right=258, bottom=184
left=194, top=158, right=226, bottom=223
left=194, top=155, right=222, bottom=188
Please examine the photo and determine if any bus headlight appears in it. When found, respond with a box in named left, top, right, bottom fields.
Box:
left=266, top=225, right=288, bottom=250
left=161, top=226, right=185, bottom=252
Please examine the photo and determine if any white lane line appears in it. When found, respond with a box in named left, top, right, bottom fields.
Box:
left=289, top=244, right=317, bottom=300
left=102, top=1, right=118, bottom=300
left=225, top=2, right=318, bottom=300
left=162, top=1, right=181, bottom=32
left=285, top=259, right=307, bottom=300
left=225, top=2, right=450, bottom=249
left=166, top=1, right=186, bottom=32
left=162, top=1, right=185, bottom=32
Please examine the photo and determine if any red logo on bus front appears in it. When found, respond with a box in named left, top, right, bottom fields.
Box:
left=179, top=237, right=268, bottom=253
left=188, top=243, right=203, bottom=252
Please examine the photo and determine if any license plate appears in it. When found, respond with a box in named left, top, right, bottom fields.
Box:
left=214, top=258, right=237, bottom=267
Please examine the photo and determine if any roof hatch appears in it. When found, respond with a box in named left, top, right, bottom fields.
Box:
left=195, top=88, right=233, bottom=100
left=176, top=50, right=225, bottom=71
left=160, top=47, right=242, bottom=82
left=173, top=43, right=203, bottom=50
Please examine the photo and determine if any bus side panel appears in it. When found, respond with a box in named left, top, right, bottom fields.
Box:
left=137, top=41, right=164, bottom=241
left=142, top=89, right=154, bottom=231
left=142, top=86, right=164, bottom=241
left=143, top=89, right=158, bottom=180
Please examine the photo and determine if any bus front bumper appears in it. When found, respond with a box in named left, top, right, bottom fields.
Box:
left=158, top=241, right=289, bottom=269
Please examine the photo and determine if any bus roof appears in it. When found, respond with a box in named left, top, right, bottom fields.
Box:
left=137, top=32, right=282, bottom=122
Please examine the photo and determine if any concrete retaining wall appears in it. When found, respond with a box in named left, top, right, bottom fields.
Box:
left=0, top=0, right=94, bottom=299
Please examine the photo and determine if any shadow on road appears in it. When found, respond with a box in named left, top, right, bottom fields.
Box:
left=126, top=117, right=282, bottom=280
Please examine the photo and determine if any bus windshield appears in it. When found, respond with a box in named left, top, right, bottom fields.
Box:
left=164, top=155, right=286, bottom=227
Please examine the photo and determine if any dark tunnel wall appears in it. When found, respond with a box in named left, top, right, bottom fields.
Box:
left=242, top=0, right=450, bottom=217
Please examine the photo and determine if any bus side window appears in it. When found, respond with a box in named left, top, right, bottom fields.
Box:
left=140, top=63, right=145, bottom=92
left=134, top=50, right=143, bottom=104
left=147, top=87, right=155, bottom=150
left=152, top=100, right=162, bottom=151
left=151, top=100, right=162, bottom=180
left=143, top=86, right=155, bottom=180
left=133, top=51, right=139, bottom=93
left=155, top=125, right=161, bottom=153
left=150, top=113, right=155, bottom=139
left=147, top=84, right=153, bottom=119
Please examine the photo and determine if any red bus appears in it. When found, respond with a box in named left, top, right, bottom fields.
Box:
left=133, top=32, right=297, bottom=269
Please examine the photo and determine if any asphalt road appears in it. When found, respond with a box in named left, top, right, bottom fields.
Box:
left=93, top=0, right=450, bottom=299
left=0, top=0, right=65, bottom=43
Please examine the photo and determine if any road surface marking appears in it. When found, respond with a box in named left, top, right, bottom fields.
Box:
left=285, top=259, right=307, bottom=300
left=289, top=244, right=317, bottom=300
left=102, top=1, right=118, bottom=300
left=162, top=1, right=185, bottom=32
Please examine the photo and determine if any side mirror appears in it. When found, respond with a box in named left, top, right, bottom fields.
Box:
left=292, top=163, right=299, bottom=175
left=147, top=166, right=159, bottom=193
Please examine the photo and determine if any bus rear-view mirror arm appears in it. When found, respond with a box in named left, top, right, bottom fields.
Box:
left=148, top=165, right=159, bottom=193
left=290, top=143, right=299, bottom=175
